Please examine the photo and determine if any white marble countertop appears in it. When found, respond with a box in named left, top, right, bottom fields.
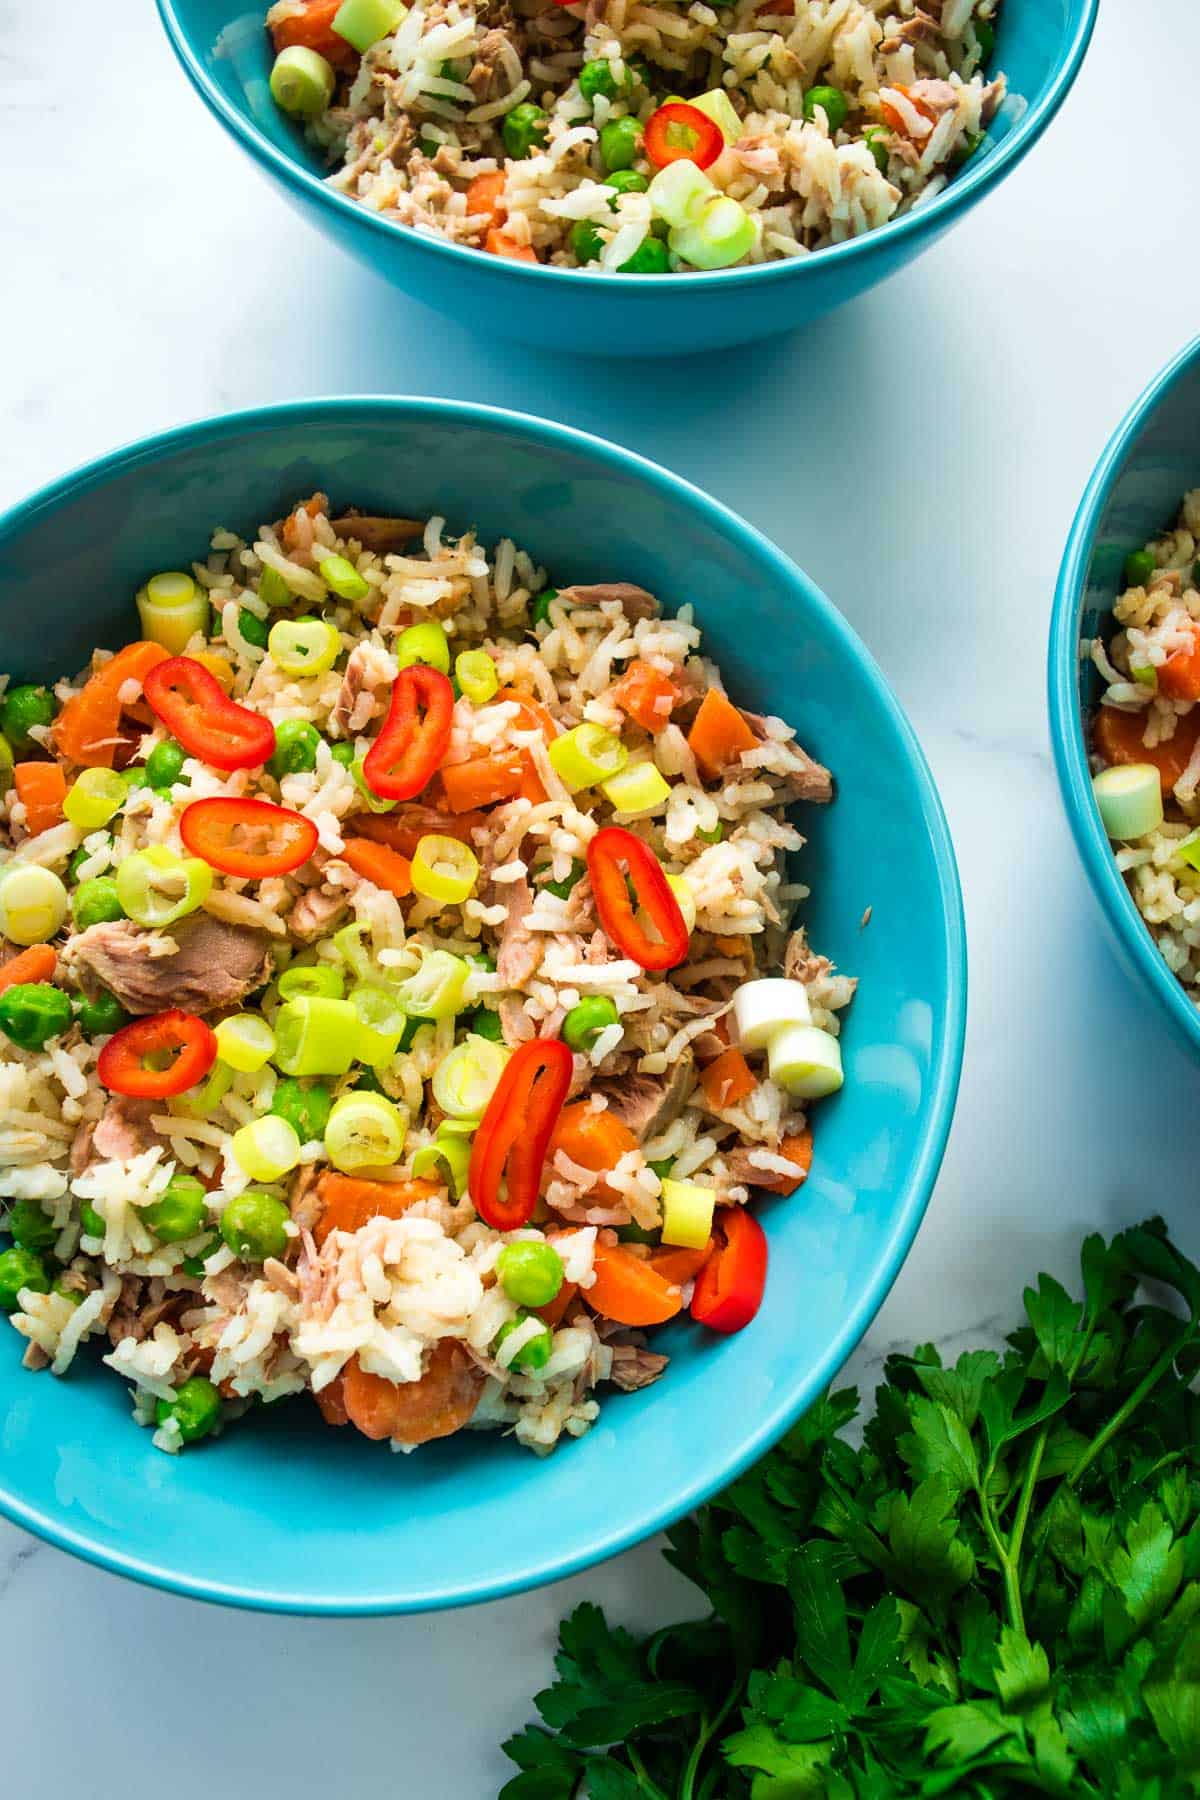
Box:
left=4, top=1, right=1200, bottom=1792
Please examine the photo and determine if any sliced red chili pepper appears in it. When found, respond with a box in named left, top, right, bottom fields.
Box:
left=690, top=1205, right=768, bottom=1334
left=143, top=656, right=276, bottom=772
left=587, top=825, right=690, bottom=972
left=362, top=664, right=454, bottom=803
left=643, top=102, right=724, bottom=172
left=468, top=1038, right=573, bottom=1231
left=96, top=1009, right=217, bottom=1100
left=179, top=796, right=319, bottom=879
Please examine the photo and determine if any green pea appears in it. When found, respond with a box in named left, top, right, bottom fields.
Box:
left=220, top=1190, right=290, bottom=1261
left=975, top=18, right=995, bottom=58
left=563, top=995, right=619, bottom=1052
left=271, top=1077, right=333, bottom=1143
left=1124, top=549, right=1156, bottom=589
left=464, top=1006, right=503, bottom=1043
left=0, top=983, right=73, bottom=1050
left=67, top=843, right=97, bottom=882
left=142, top=1175, right=208, bottom=1244
left=495, top=1312, right=554, bottom=1371
left=503, top=102, right=550, bottom=159
left=599, top=115, right=641, bottom=173
left=647, top=1157, right=675, bottom=1181
left=570, top=221, right=603, bottom=265
left=79, top=1201, right=105, bottom=1239
left=0, top=685, right=55, bottom=755
left=329, top=740, right=355, bottom=766
left=951, top=129, right=983, bottom=168
left=0, top=1247, right=49, bottom=1311
left=696, top=821, right=724, bottom=844
left=236, top=607, right=270, bottom=649
left=541, top=858, right=585, bottom=900
left=497, top=1241, right=564, bottom=1308
left=156, top=1376, right=221, bottom=1444
left=145, top=738, right=187, bottom=789
left=72, top=875, right=125, bottom=931
left=579, top=58, right=619, bottom=104
left=181, top=1236, right=221, bottom=1278
left=268, top=718, right=321, bottom=780
left=802, top=85, right=849, bottom=132
left=862, top=126, right=889, bottom=174
left=8, top=1198, right=57, bottom=1252
left=52, top=1279, right=82, bottom=1307
left=606, top=168, right=648, bottom=210
left=531, top=588, right=560, bottom=628
left=619, top=236, right=670, bottom=274
left=468, top=951, right=497, bottom=973
left=74, top=989, right=130, bottom=1039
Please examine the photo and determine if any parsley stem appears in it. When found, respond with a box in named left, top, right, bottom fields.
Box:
left=627, top=1743, right=669, bottom=1800
left=1063, top=1324, right=1193, bottom=1494
left=678, top=1679, right=743, bottom=1800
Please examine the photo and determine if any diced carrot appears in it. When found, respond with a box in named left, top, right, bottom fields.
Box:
left=315, top=1372, right=350, bottom=1427
left=700, top=1047, right=757, bottom=1111
left=747, top=1128, right=814, bottom=1196
left=494, top=689, right=559, bottom=743
left=1093, top=705, right=1200, bottom=796
left=270, top=1, right=357, bottom=70
left=341, top=837, right=413, bottom=898
left=53, top=641, right=169, bottom=769
left=648, top=1241, right=714, bottom=1286
left=465, top=170, right=507, bottom=227
left=878, top=85, right=938, bottom=136
left=0, top=945, right=58, bottom=994
left=537, top=1281, right=578, bottom=1329
left=14, top=762, right=67, bottom=835
left=1159, top=625, right=1200, bottom=702
left=485, top=228, right=538, bottom=263
left=342, top=1340, right=485, bottom=1444
left=687, top=688, right=758, bottom=781
left=608, top=660, right=682, bottom=735
left=314, top=1171, right=440, bottom=1248
left=345, top=805, right=487, bottom=858
left=711, top=935, right=752, bottom=961
left=440, top=751, right=528, bottom=813
left=585, top=1242, right=683, bottom=1327
left=550, top=1102, right=640, bottom=1204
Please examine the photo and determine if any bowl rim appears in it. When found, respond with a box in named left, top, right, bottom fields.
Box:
left=1048, top=335, right=1200, bottom=1060
left=0, top=396, right=967, bottom=1613
left=154, top=0, right=1098, bottom=298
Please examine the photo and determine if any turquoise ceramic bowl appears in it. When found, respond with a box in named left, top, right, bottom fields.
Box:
left=0, top=400, right=965, bottom=1611
left=1050, top=338, right=1200, bottom=1059
left=156, top=0, right=1095, bottom=356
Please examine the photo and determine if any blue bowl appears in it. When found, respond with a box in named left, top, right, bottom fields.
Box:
left=1050, top=338, right=1200, bottom=1061
left=156, top=0, right=1095, bottom=356
left=0, top=399, right=965, bottom=1611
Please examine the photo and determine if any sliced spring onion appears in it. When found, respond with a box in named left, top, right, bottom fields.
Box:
left=549, top=723, right=629, bottom=792
left=332, top=0, right=406, bottom=53
left=431, top=1034, right=510, bottom=1118
left=411, top=1129, right=472, bottom=1197
left=269, top=45, right=336, bottom=118
left=0, top=732, right=13, bottom=793
left=258, top=567, right=292, bottom=610
left=135, top=571, right=210, bottom=655
left=731, top=976, right=812, bottom=1049
left=63, top=768, right=126, bottom=832
left=395, top=620, right=450, bottom=675
left=273, top=996, right=361, bottom=1076
left=660, top=1177, right=716, bottom=1249
left=115, top=846, right=213, bottom=928
left=214, top=1013, right=276, bottom=1073
left=231, top=1114, right=302, bottom=1183
left=1129, top=663, right=1158, bottom=691
left=1092, top=763, right=1163, bottom=841
left=171, top=1060, right=233, bottom=1119
left=671, top=194, right=756, bottom=270
left=331, top=922, right=371, bottom=979
left=768, top=1022, right=844, bottom=1099
left=647, top=158, right=715, bottom=229
left=393, top=949, right=471, bottom=1020
left=278, top=963, right=345, bottom=1002
left=351, top=754, right=397, bottom=814
left=0, top=864, right=68, bottom=945
left=268, top=617, right=341, bottom=678
left=348, top=982, right=406, bottom=1065
left=317, top=554, right=369, bottom=605
left=601, top=759, right=672, bottom=815
left=688, top=87, right=742, bottom=143
left=1177, top=833, right=1200, bottom=874
left=411, top=834, right=480, bottom=905
left=665, top=873, right=697, bottom=935
left=324, top=1091, right=407, bottom=1171
left=455, top=650, right=499, bottom=706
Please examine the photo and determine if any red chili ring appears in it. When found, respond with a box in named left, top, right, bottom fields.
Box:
left=587, top=825, right=690, bottom=972
left=143, top=657, right=276, bottom=772
left=468, top=1038, right=574, bottom=1230
left=96, top=1009, right=217, bottom=1100
left=362, top=664, right=455, bottom=803
left=179, top=796, right=319, bottom=879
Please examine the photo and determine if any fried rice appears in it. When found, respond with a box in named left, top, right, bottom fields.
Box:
left=0, top=492, right=852, bottom=1455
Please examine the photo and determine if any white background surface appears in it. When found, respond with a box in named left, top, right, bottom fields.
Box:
left=3, top=2, right=1200, bottom=1793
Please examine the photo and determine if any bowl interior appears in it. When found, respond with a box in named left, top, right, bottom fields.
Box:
left=1051, top=342, right=1200, bottom=1055
left=165, top=0, right=1090, bottom=268
left=0, top=402, right=964, bottom=1611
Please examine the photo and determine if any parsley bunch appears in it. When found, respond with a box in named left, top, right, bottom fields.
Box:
left=501, top=1219, right=1200, bottom=1798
